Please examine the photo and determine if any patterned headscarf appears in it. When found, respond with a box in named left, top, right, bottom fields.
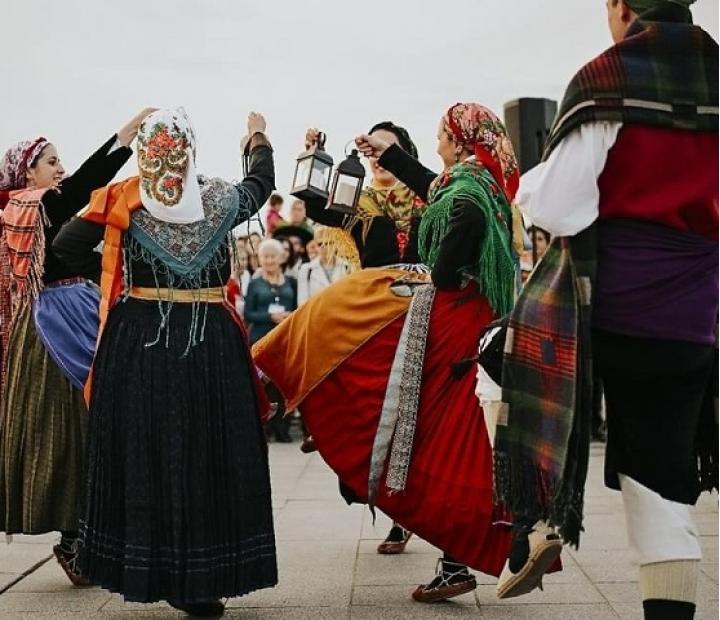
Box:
left=443, top=103, right=519, bottom=203
left=137, top=108, right=204, bottom=224
left=0, top=138, right=49, bottom=192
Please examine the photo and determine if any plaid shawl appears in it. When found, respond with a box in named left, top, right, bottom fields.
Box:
left=0, top=188, right=48, bottom=423
left=545, top=15, right=718, bottom=155
left=495, top=12, right=718, bottom=547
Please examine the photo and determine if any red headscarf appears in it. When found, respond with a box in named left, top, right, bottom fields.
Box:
left=443, top=103, right=519, bottom=203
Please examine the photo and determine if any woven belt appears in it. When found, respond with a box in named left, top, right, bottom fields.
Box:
left=45, top=277, right=87, bottom=289
left=129, top=286, right=226, bottom=303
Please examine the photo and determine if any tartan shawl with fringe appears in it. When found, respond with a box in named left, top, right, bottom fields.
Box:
left=494, top=13, right=718, bottom=547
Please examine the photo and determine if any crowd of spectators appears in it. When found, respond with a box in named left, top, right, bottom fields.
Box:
left=228, top=194, right=348, bottom=443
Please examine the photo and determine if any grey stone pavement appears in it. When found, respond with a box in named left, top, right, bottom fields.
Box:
left=0, top=442, right=717, bottom=619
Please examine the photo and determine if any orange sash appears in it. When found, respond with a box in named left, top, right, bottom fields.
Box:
left=80, top=177, right=142, bottom=403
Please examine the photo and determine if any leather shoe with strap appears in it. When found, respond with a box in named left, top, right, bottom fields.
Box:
left=377, top=525, right=412, bottom=554
left=412, top=558, right=477, bottom=603
left=496, top=520, right=563, bottom=599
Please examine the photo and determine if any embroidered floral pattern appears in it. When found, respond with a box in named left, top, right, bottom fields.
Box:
left=444, top=103, right=519, bottom=197
left=129, top=177, right=240, bottom=276
left=386, top=283, right=436, bottom=493
left=357, top=184, right=425, bottom=258
left=138, top=120, right=193, bottom=207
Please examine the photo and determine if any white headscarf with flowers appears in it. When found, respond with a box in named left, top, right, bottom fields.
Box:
left=137, top=108, right=204, bottom=223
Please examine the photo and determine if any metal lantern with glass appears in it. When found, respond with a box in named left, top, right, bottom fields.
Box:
left=290, top=132, right=334, bottom=202
left=327, top=148, right=365, bottom=215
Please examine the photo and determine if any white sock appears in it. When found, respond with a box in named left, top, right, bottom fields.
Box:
left=640, top=559, right=699, bottom=604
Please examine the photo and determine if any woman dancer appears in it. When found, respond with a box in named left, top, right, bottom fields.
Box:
left=53, top=109, right=277, bottom=615
left=0, top=110, right=147, bottom=584
left=305, top=121, right=424, bottom=271
left=254, top=104, right=553, bottom=602
left=300, top=121, right=423, bottom=553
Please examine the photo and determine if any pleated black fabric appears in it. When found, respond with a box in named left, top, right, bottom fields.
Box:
left=594, top=328, right=716, bottom=505
left=0, top=304, right=87, bottom=534
left=79, top=298, right=277, bottom=603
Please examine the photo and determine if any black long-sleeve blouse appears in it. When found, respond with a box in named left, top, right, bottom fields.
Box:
left=377, top=144, right=487, bottom=290
left=53, top=144, right=275, bottom=288
left=42, top=135, right=132, bottom=282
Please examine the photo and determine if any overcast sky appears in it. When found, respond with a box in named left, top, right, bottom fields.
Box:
left=3, top=1, right=718, bottom=227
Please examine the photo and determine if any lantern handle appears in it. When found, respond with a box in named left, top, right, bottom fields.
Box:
left=241, top=134, right=251, bottom=178
left=343, top=139, right=358, bottom=156
left=317, top=131, right=327, bottom=149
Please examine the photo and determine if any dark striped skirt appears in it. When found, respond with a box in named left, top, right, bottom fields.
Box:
left=0, top=304, right=87, bottom=534
left=79, top=298, right=277, bottom=603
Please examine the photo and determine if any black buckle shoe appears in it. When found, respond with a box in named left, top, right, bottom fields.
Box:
left=167, top=599, right=225, bottom=617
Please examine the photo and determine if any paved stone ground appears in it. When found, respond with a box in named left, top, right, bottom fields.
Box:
left=0, top=442, right=716, bottom=619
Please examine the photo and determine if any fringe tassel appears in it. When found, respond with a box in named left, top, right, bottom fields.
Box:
left=10, top=203, right=49, bottom=316
left=419, top=166, right=515, bottom=316
left=124, top=234, right=229, bottom=356
left=493, top=450, right=585, bottom=548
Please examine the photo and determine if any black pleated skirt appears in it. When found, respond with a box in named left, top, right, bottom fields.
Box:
left=79, top=298, right=277, bottom=603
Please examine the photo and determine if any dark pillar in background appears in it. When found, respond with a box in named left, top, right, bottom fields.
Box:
left=503, top=98, right=558, bottom=263
left=503, top=97, right=558, bottom=173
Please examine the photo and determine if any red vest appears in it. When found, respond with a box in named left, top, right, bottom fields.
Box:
left=597, top=126, right=718, bottom=240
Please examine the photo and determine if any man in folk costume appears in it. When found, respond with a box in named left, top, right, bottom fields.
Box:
left=494, top=1, right=717, bottom=618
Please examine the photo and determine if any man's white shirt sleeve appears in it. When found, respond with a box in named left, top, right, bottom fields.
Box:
left=516, top=121, right=623, bottom=237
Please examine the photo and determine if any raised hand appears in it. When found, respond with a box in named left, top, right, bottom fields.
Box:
left=247, top=112, right=267, bottom=137
left=355, top=133, right=391, bottom=160
left=117, top=107, right=159, bottom=147
left=305, top=128, right=322, bottom=150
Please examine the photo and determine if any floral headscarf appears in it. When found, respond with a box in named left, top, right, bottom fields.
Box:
left=444, top=103, right=519, bottom=203
left=137, top=108, right=204, bottom=224
left=0, top=137, right=49, bottom=192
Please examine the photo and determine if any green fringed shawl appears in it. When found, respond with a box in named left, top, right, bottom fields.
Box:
left=419, top=161, right=515, bottom=315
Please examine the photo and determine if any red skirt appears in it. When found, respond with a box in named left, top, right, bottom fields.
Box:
left=299, top=284, right=513, bottom=576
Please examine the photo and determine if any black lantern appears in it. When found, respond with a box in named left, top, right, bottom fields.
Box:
left=290, top=132, right=334, bottom=202
left=327, top=149, right=365, bottom=215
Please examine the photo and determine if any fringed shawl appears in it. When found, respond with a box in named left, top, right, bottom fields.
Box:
left=495, top=13, right=718, bottom=547
left=420, top=161, right=515, bottom=316
left=0, top=188, right=49, bottom=422
left=322, top=183, right=422, bottom=272
left=82, top=176, right=144, bottom=352
left=81, top=176, right=268, bottom=418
